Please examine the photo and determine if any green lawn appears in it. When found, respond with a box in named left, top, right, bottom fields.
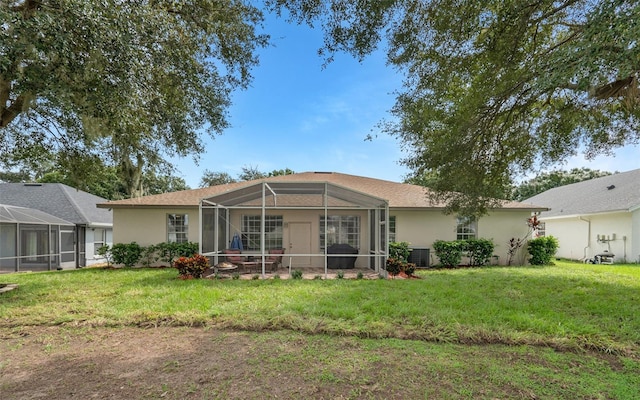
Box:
left=1, top=261, right=639, bottom=399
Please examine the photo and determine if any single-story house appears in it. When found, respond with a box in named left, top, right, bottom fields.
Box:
left=524, top=169, right=640, bottom=263
left=0, top=204, right=76, bottom=272
left=98, top=172, right=547, bottom=273
left=0, top=183, right=113, bottom=268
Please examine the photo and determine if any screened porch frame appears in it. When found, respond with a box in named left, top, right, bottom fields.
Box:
left=199, top=181, right=390, bottom=277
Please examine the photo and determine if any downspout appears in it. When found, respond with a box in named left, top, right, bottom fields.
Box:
left=578, top=216, right=591, bottom=261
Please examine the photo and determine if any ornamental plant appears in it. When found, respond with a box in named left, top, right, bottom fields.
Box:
left=385, top=257, right=403, bottom=276
left=173, top=254, right=210, bottom=279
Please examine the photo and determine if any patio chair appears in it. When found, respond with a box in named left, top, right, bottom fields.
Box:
left=223, top=249, right=243, bottom=267
left=266, top=248, right=285, bottom=272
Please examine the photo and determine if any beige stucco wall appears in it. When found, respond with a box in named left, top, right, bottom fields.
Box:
left=112, top=207, right=200, bottom=246
left=392, top=209, right=533, bottom=265
left=543, top=211, right=633, bottom=262
left=111, top=206, right=537, bottom=267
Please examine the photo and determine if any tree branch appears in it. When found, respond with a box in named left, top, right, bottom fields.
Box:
left=0, top=93, right=25, bottom=128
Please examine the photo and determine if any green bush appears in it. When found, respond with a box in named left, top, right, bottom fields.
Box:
left=110, top=242, right=143, bottom=268
left=97, top=245, right=113, bottom=267
left=139, top=244, right=159, bottom=268
left=464, top=238, right=494, bottom=266
left=291, top=270, right=303, bottom=279
left=389, top=242, right=411, bottom=263
left=156, top=242, right=199, bottom=266
left=433, top=240, right=464, bottom=267
left=527, top=236, right=559, bottom=265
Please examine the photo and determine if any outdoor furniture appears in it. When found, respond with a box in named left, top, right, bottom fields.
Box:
left=266, top=248, right=285, bottom=272
left=327, top=243, right=358, bottom=269
left=593, top=252, right=615, bottom=264
left=223, top=249, right=243, bottom=267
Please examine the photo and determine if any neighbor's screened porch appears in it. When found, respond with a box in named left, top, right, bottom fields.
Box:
left=0, top=204, right=76, bottom=273
left=199, top=181, right=390, bottom=277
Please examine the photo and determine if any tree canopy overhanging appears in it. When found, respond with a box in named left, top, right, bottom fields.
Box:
left=1, top=0, right=267, bottom=196
left=273, top=0, right=640, bottom=214
left=3, top=1, right=640, bottom=212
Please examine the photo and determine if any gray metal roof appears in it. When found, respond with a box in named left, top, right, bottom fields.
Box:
left=523, top=169, right=640, bottom=218
left=0, top=183, right=112, bottom=226
left=0, top=204, right=75, bottom=225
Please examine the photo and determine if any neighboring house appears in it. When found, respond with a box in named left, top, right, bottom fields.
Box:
left=99, top=172, right=546, bottom=272
left=0, top=183, right=113, bottom=269
left=524, top=169, right=640, bottom=263
left=1, top=204, right=76, bottom=272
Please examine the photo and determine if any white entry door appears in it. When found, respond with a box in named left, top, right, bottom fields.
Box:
left=288, top=222, right=311, bottom=267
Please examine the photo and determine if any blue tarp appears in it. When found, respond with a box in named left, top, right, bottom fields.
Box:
left=230, top=232, right=243, bottom=251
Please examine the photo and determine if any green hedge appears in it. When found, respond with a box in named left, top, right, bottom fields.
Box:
left=433, top=239, right=495, bottom=267
left=527, top=236, right=559, bottom=265
left=101, top=241, right=199, bottom=267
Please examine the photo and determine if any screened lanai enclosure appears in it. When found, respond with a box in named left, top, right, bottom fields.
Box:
left=199, top=181, right=390, bottom=276
left=0, top=204, right=76, bottom=273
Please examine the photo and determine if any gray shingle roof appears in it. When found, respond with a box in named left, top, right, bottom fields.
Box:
left=0, top=183, right=112, bottom=226
left=523, top=169, right=640, bottom=218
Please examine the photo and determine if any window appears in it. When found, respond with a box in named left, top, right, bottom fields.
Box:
left=388, top=216, right=397, bottom=243
left=242, top=215, right=283, bottom=251
left=167, top=214, right=188, bottom=243
left=94, top=228, right=106, bottom=255
left=320, top=215, right=360, bottom=249
left=456, top=216, right=477, bottom=240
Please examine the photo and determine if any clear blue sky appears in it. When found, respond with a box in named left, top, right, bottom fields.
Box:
left=174, top=12, right=639, bottom=188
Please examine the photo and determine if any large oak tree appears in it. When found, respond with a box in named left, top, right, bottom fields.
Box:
left=1, top=0, right=267, bottom=197
left=274, top=0, right=640, bottom=214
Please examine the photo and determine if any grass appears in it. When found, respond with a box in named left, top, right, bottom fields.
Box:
left=1, top=260, right=639, bottom=398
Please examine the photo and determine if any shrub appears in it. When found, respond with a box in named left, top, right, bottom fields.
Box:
left=527, top=236, right=559, bottom=265
left=110, top=242, right=143, bottom=268
left=432, top=240, right=464, bottom=267
left=139, top=244, right=159, bottom=268
left=336, top=270, right=345, bottom=279
left=403, top=262, right=416, bottom=276
left=291, top=270, right=303, bottom=279
left=386, top=257, right=403, bottom=276
left=173, top=254, right=210, bottom=279
left=464, top=238, right=494, bottom=266
left=389, top=242, right=411, bottom=263
left=156, top=242, right=199, bottom=266
left=97, top=245, right=113, bottom=267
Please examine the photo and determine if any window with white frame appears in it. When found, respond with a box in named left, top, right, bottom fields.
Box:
left=167, top=214, right=188, bottom=243
left=388, top=216, right=397, bottom=242
left=93, top=228, right=106, bottom=255
left=242, top=215, right=283, bottom=251
left=456, top=216, right=477, bottom=240
left=320, top=215, right=360, bottom=249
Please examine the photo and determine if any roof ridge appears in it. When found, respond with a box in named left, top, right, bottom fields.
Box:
left=58, top=183, right=92, bottom=224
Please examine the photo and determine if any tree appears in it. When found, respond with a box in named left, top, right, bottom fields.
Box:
left=238, top=165, right=267, bottom=181
left=511, top=168, right=613, bottom=201
left=266, top=168, right=295, bottom=177
left=0, top=169, right=31, bottom=183
left=1, top=0, right=268, bottom=196
left=199, top=170, right=237, bottom=187
left=273, top=0, right=640, bottom=215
